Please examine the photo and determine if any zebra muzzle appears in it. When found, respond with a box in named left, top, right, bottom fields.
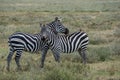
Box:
left=64, top=28, right=69, bottom=35
left=41, top=36, right=46, bottom=42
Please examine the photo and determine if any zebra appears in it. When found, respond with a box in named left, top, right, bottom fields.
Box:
left=40, top=24, right=89, bottom=64
left=7, top=17, right=69, bottom=71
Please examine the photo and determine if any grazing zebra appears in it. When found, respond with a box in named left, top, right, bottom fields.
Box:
left=40, top=25, right=89, bottom=64
left=7, top=17, right=69, bottom=71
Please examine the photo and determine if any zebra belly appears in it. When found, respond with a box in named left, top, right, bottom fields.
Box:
left=62, top=48, right=76, bottom=53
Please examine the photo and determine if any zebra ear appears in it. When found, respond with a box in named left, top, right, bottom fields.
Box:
left=43, top=24, right=46, bottom=27
left=39, top=23, right=42, bottom=27
left=40, top=23, right=46, bottom=28
left=55, top=17, right=62, bottom=21
left=55, top=17, right=59, bottom=21
left=59, top=17, right=62, bottom=21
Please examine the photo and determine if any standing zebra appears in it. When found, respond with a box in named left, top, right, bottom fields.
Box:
left=40, top=25, right=89, bottom=64
left=7, top=17, right=69, bottom=71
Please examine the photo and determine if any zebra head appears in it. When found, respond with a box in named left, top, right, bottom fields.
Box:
left=40, top=24, right=59, bottom=42
left=47, top=17, right=69, bottom=35
left=40, top=24, right=51, bottom=42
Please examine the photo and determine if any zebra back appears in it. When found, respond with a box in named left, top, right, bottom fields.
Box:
left=8, top=17, right=69, bottom=52
left=40, top=25, right=89, bottom=53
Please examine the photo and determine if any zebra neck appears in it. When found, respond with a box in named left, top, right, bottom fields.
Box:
left=48, top=35, right=58, bottom=47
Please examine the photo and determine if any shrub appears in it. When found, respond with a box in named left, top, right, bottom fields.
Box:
left=89, top=34, right=107, bottom=45
left=0, top=73, right=17, bottom=80
left=114, top=28, right=120, bottom=37
left=107, top=65, right=116, bottom=76
left=112, top=40, right=120, bottom=55
left=87, top=46, right=111, bottom=63
left=44, top=68, right=74, bottom=80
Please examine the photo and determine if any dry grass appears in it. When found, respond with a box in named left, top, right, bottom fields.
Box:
left=0, top=0, right=120, bottom=80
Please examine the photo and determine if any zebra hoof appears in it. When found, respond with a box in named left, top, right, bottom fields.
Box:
left=40, top=65, right=44, bottom=68
left=6, top=67, right=10, bottom=72
left=16, top=67, right=22, bottom=71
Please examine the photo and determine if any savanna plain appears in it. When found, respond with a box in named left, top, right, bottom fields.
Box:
left=0, top=0, right=120, bottom=80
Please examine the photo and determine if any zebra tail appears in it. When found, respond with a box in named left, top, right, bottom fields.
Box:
left=79, top=29, right=82, bottom=31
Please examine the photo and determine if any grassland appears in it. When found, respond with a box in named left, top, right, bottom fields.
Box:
left=0, top=0, right=120, bottom=80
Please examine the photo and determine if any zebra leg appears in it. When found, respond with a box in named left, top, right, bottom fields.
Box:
left=15, top=50, right=22, bottom=70
left=78, top=48, right=87, bottom=64
left=52, top=50, right=60, bottom=63
left=7, top=47, right=15, bottom=71
left=40, top=48, right=48, bottom=68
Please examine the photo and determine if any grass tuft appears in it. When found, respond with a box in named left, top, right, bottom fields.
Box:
left=44, top=67, right=74, bottom=80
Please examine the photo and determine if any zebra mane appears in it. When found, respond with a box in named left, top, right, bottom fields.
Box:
left=47, top=25, right=58, bottom=35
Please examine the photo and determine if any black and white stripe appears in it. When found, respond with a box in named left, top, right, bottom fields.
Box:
left=40, top=25, right=89, bottom=64
left=6, top=17, right=68, bottom=71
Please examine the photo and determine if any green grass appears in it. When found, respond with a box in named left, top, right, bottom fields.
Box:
left=0, top=0, right=120, bottom=80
